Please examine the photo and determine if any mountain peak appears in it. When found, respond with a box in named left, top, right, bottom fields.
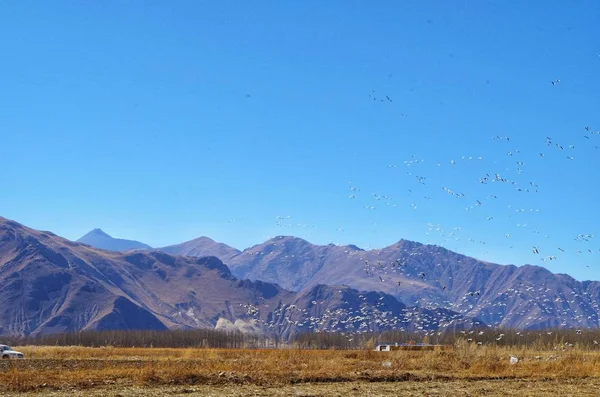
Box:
left=87, top=228, right=111, bottom=238
left=345, top=244, right=364, bottom=251
left=269, top=235, right=306, bottom=241
left=262, top=236, right=313, bottom=246
left=190, top=236, right=217, bottom=243
left=77, top=229, right=151, bottom=252
left=159, top=236, right=241, bottom=262
left=384, top=239, right=423, bottom=251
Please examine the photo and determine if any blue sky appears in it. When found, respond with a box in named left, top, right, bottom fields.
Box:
left=1, top=1, right=599, bottom=280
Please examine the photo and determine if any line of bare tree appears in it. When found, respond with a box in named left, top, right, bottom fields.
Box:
left=1, top=329, right=282, bottom=349
left=2, top=327, right=600, bottom=349
left=294, top=328, right=600, bottom=350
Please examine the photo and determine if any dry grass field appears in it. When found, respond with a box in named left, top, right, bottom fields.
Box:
left=1, top=341, right=600, bottom=395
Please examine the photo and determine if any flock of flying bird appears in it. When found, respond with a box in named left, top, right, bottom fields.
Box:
left=344, top=84, right=599, bottom=265
left=238, top=288, right=480, bottom=339
left=245, top=78, right=599, bottom=340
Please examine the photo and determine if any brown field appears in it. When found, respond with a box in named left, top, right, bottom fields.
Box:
left=1, top=341, right=600, bottom=396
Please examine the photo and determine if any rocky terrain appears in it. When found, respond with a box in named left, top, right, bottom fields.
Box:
left=0, top=217, right=478, bottom=337
left=157, top=235, right=600, bottom=329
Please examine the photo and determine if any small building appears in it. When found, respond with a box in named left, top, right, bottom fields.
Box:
left=374, top=342, right=394, bottom=351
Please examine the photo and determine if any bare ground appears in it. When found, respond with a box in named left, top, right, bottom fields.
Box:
left=1, top=379, right=599, bottom=397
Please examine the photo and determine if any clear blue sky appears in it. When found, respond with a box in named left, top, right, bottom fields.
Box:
left=1, top=1, right=599, bottom=280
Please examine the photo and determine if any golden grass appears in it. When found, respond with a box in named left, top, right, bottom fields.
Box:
left=1, top=341, right=600, bottom=393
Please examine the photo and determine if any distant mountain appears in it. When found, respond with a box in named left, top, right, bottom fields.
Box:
left=160, top=237, right=241, bottom=262
left=210, top=236, right=600, bottom=330
left=77, top=229, right=152, bottom=252
left=0, top=217, right=479, bottom=337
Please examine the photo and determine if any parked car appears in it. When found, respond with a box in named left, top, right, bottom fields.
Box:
left=0, top=345, right=24, bottom=359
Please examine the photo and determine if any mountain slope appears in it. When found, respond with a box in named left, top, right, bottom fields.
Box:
left=77, top=229, right=152, bottom=252
left=226, top=236, right=362, bottom=292
left=0, top=217, right=478, bottom=337
left=221, top=236, right=600, bottom=330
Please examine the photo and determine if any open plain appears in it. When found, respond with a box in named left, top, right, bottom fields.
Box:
left=1, top=343, right=600, bottom=396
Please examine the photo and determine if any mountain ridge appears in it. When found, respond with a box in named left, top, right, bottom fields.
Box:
left=156, top=234, right=600, bottom=330
left=0, top=217, right=479, bottom=337
left=11, top=217, right=600, bottom=331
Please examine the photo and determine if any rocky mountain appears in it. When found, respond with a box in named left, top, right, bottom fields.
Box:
left=160, top=237, right=241, bottom=262
left=168, top=235, right=600, bottom=330
left=77, top=229, right=152, bottom=252
left=0, top=217, right=479, bottom=337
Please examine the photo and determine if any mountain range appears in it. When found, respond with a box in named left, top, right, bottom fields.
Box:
left=0, top=217, right=479, bottom=337
left=157, top=234, right=600, bottom=330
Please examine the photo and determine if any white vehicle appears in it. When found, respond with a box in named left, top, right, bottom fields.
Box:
left=0, top=345, right=24, bottom=359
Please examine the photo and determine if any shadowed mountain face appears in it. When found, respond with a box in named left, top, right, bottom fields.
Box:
left=77, top=229, right=152, bottom=252
left=166, top=235, right=600, bottom=330
left=0, top=217, right=479, bottom=337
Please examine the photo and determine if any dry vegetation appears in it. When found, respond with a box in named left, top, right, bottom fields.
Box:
left=1, top=340, right=600, bottom=395
left=2, top=330, right=600, bottom=395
